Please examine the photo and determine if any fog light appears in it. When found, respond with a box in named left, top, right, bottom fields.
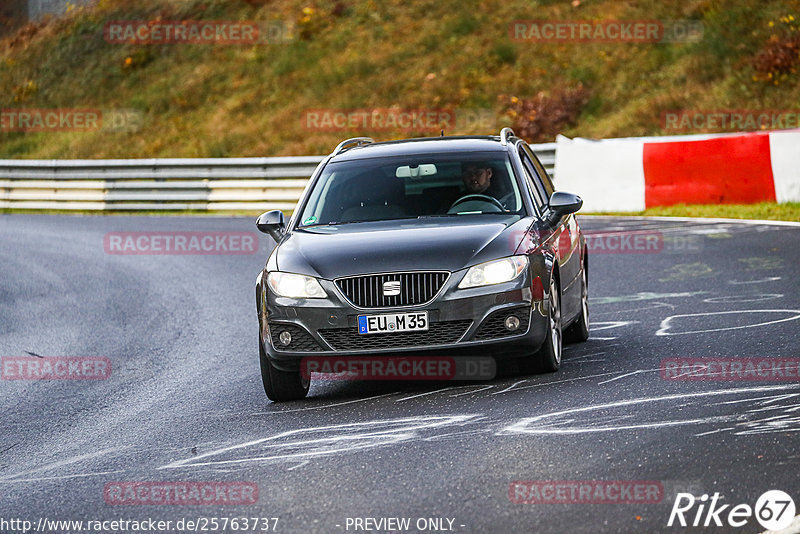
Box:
left=279, top=330, right=292, bottom=346
left=504, top=315, right=521, bottom=331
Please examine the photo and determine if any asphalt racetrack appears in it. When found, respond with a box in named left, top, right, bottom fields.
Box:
left=1, top=214, right=799, bottom=534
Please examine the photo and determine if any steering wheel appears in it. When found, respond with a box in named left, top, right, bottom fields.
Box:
left=496, top=191, right=515, bottom=209
left=448, top=194, right=505, bottom=213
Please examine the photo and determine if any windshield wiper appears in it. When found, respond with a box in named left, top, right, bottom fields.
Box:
left=417, top=212, right=509, bottom=218
left=300, top=219, right=392, bottom=228
left=301, top=221, right=353, bottom=227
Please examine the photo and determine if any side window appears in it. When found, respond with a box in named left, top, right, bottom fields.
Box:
left=522, top=144, right=555, bottom=198
left=518, top=147, right=546, bottom=208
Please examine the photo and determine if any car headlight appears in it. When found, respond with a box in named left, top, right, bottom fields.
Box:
left=458, top=256, right=528, bottom=289
left=267, top=272, right=327, bottom=298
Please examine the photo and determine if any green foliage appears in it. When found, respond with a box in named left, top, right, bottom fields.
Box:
left=0, top=0, right=798, bottom=158
left=447, top=14, right=479, bottom=37
left=491, top=43, right=517, bottom=66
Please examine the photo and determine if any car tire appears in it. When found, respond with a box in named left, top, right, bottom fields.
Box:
left=519, top=274, right=562, bottom=374
left=259, top=331, right=310, bottom=401
left=536, top=274, right=562, bottom=372
left=564, top=263, right=589, bottom=343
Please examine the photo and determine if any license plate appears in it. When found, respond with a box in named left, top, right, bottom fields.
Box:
left=357, top=312, right=428, bottom=334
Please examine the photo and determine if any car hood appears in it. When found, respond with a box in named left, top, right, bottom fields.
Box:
left=275, top=216, right=533, bottom=279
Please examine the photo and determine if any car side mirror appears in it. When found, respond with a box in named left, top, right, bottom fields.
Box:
left=544, top=191, right=583, bottom=225
left=256, top=210, right=286, bottom=242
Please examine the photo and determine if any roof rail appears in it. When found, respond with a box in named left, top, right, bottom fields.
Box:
left=499, top=127, right=516, bottom=146
left=332, top=137, right=375, bottom=156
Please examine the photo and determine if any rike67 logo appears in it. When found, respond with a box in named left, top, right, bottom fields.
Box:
left=667, top=490, right=795, bottom=530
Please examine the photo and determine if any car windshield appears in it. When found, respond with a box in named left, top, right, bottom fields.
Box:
left=298, top=152, right=525, bottom=226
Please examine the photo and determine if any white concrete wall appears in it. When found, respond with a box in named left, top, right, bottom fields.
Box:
left=769, top=131, right=800, bottom=204
left=554, top=134, right=645, bottom=212
left=553, top=130, right=800, bottom=212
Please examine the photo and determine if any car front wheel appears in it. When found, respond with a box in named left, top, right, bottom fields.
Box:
left=259, top=331, right=310, bottom=401
left=518, top=273, right=562, bottom=374
left=536, top=274, right=562, bottom=372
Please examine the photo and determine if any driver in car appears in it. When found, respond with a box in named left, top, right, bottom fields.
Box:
left=461, top=163, right=493, bottom=194
left=440, top=162, right=510, bottom=214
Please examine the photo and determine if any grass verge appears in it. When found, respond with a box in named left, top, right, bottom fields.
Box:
left=586, top=202, right=800, bottom=221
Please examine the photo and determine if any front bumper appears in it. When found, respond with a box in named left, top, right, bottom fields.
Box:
left=259, top=269, right=549, bottom=372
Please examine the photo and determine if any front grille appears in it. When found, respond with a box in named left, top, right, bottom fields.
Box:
left=269, top=323, right=326, bottom=352
left=318, top=320, right=471, bottom=351
left=335, top=271, right=449, bottom=308
left=472, top=306, right=531, bottom=340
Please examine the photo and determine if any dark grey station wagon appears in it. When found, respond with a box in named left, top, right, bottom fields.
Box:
left=255, top=128, right=588, bottom=401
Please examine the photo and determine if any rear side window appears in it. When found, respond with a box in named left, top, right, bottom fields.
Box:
left=518, top=147, right=547, bottom=206
left=522, top=143, right=555, bottom=198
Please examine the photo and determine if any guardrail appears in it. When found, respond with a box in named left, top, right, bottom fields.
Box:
left=0, top=144, right=556, bottom=211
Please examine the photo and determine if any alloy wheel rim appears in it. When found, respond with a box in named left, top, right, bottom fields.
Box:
left=550, top=277, right=562, bottom=363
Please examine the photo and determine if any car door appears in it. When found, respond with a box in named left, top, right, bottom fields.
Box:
left=519, top=144, right=581, bottom=311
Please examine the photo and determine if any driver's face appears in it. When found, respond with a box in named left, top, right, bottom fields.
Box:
left=462, top=166, right=492, bottom=193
